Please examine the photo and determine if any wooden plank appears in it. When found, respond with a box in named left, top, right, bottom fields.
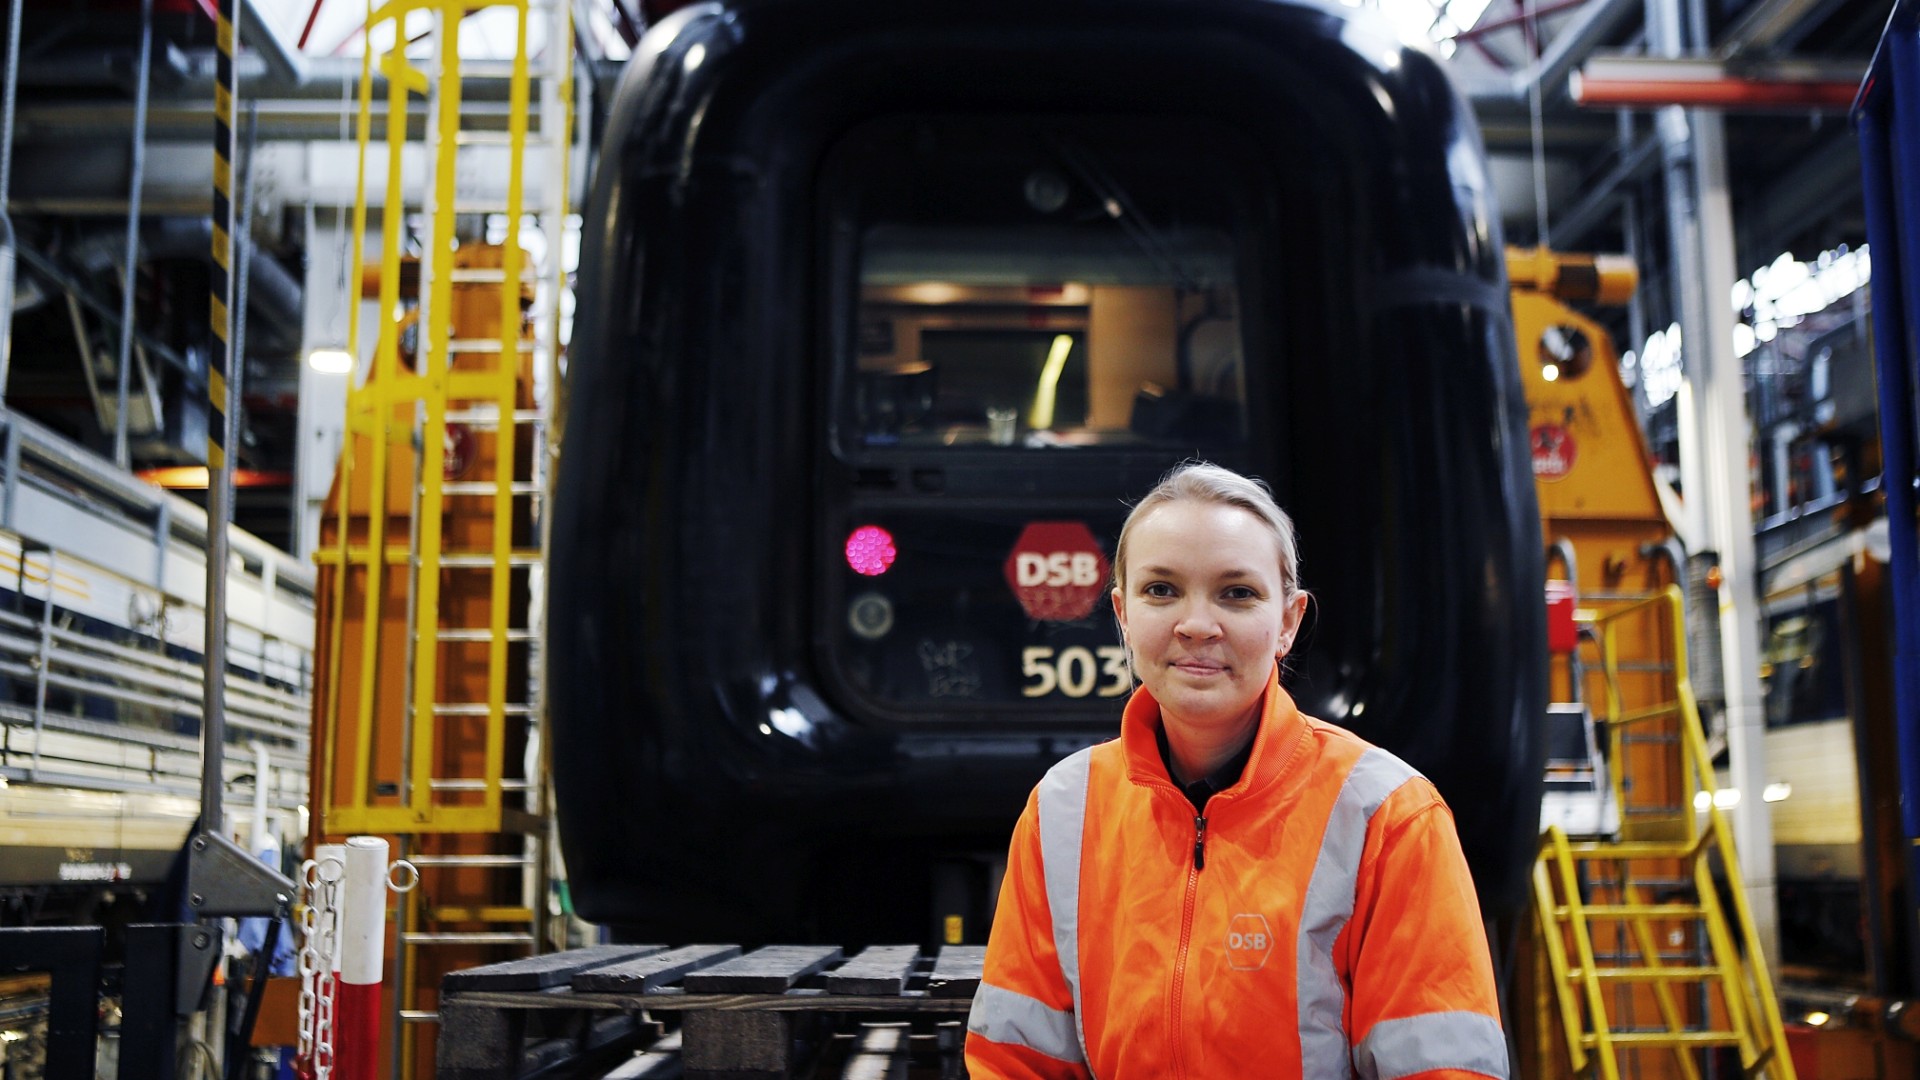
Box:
left=573, top=944, right=743, bottom=994
left=449, top=987, right=972, bottom=1014
left=682, top=945, right=846, bottom=993
left=927, top=946, right=985, bottom=999
left=823, top=946, right=920, bottom=997
left=443, top=945, right=667, bottom=992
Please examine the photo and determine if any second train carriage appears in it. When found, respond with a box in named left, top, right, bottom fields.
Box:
left=553, top=0, right=1546, bottom=943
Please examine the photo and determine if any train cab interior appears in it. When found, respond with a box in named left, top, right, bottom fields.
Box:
left=827, top=116, right=1255, bottom=461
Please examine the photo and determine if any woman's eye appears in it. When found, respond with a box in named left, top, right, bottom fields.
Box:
left=1223, top=586, right=1259, bottom=602
left=1143, top=582, right=1175, bottom=599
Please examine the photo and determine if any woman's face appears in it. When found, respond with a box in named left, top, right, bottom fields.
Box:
left=1112, top=500, right=1308, bottom=742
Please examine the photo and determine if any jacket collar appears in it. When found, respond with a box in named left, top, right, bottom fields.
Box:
left=1120, top=665, right=1308, bottom=801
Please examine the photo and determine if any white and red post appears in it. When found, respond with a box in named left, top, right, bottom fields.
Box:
left=335, top=836, right=389, bottom=1080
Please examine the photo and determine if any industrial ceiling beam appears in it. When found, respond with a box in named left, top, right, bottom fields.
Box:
left=1486, top=0, right=1645, bottom=102
left=1715, top=0, right=1847, bottom=59
left=1546, top=131, right=1662, bottom=249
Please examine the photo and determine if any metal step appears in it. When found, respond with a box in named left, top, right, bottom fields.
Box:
left=428, top=905, right=537, bottom=924
left=448, top=338, right=536, bottom=354
left=428, top=628, right=536, bottom=642
left=440, top=481, right=540, bottom=496
left=459, top=56, right=566, bottom=81
left=403, top=931, right=535, bottom=946
left=439, top=550, right=542, bottom=567
left=1571, top=966, right=1720, bottom=981
left=453, top=130, right=556, bottom=147
left=443, top=407, right=544, bottom=425
left=410, top=853, right=535, bottom=868
left=448, top=200, right=537, bottom=214
left=428, top=778, right=533, bottom=792
left=1587, top=1031, right=1742, bottom=1048
left=1556, top=903, right=1706, bottom=919
left=447, top=268, right=539, bottom=285
left=1566, top=840, right=1701, bottom=860
left=432, top=703, right=535, bottom=717
left=1589, top=950, right=1707, bottom=964
left=401, top=1011, right=442, bottom=1024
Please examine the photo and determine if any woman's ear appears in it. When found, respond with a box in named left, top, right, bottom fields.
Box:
left=1277, top=590, right=1310, bottom=656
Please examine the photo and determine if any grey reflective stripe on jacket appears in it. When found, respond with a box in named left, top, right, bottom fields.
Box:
left=967, top=982, right=1087, bottom=1065
left=1297, top=747, right=1422, bottom=1079
left=1037, top=747, right=1094, bottom=1063
left=967, top=747, right=1095, bottom=1065
left=1353, top=1010, right=1510, bottom=1080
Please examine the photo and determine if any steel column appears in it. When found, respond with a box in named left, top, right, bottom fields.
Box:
left=202, top=0, right=241, bottom=836
left=1857, top=2, right=1920, bottom=993
left=1652, top=0, right=1780, bottom=964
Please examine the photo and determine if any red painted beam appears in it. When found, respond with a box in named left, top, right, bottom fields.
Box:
left=1571, top=74, right=1860, bottom=110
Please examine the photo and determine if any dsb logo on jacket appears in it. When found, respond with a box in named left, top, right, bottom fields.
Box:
left=1225, top=913, right=1273, bottom=970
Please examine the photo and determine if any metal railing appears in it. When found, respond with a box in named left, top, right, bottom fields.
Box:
left=0, top=409, right=312, bottom=810
left=1533, top=587, right=1793, bottom=1080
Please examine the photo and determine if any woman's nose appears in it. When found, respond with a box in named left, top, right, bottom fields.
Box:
left=1174, top=603, right=1223, bottom=639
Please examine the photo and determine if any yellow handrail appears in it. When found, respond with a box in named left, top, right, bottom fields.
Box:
left=1544, top=586, right=1795, bottom=1079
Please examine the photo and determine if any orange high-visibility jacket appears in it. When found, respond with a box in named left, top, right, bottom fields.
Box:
left=966, top=669, right=1508, bottom=1079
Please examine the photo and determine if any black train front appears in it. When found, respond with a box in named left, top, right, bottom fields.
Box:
left=552, top=0, right=1546, bottom=944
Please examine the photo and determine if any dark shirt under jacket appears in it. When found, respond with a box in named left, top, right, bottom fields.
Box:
left=1155, top=723, right=1257, bottom=812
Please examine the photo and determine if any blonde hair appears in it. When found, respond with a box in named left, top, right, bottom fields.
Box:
left=1113, top=462, right=1302, bottom=597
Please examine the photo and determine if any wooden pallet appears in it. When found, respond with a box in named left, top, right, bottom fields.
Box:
left=436, top=943, right=985, bottom=1080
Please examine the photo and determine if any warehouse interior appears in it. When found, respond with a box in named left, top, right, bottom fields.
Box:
left=1, top=0, right=1918, bottom=1077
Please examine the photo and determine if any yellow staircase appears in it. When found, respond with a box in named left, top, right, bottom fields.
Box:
left=311, top=0, right=574, bottom=1074
left=1533, top=588, right=1793, bottom=1079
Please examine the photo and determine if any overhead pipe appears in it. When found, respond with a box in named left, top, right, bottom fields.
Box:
left=0, top=0, right=23, bottom=408
left=1572, top=55, right=1865, bottom=110
left=114, top=0, right=156, bottom=470
left=143, top=218, right=305, bottom=354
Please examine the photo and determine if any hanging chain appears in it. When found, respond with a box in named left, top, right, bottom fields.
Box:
left=296, top=854, right=345, bottom=1080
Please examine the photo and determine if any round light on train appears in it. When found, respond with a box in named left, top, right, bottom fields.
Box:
left=849, top=592, right=895, bottom=640
left=845, top=525, right=897, bottom=576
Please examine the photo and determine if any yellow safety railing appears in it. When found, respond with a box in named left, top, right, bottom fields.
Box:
left=320, top=0, right=537, bottom=836
left=1533, top=586, right=1793, bottom=1079
left=312, top=0, right=571, bottom=1073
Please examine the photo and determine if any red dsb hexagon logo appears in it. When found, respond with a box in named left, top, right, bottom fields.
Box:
left=1531, top=422, right=1577, bottom=481
left=1226, top=913, right=1273, bottom=971
left=1004, top=521, right=1110, bottom=623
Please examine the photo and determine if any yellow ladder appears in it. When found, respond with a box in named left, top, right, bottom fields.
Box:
left=311, top=0, right=574, bottom=1073
left=1532, top=588, right=1793, bottom=1079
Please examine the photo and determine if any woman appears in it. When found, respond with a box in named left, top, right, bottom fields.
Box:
left=966, top=463, right=1507, bottom=1079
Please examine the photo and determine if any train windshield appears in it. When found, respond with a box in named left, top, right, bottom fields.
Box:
left=820, top=116, right=1273, bottom=720
left=851, top=227, right=1245, bottom=450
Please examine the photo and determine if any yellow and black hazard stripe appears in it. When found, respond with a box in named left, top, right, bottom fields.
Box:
left=208, top=0, right=237, bottom=471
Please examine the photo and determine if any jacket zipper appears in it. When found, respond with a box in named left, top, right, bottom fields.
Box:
left=1170, top=809, right=1207, bottom=1078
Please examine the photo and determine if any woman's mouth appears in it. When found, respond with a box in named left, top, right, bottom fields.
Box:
left=1172, top=660, right=1227, bottom=677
